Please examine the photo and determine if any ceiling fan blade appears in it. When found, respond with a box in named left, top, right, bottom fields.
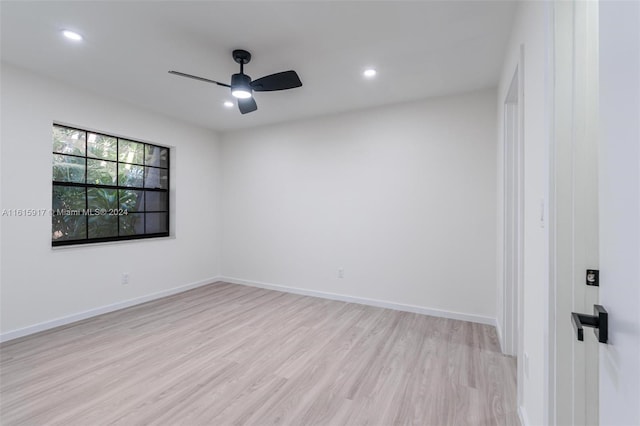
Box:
left=168, top=71, right=231, bottom=88
left=251, top=70, right=302, bottom=92
left=238, top=97, right=257, bottom=114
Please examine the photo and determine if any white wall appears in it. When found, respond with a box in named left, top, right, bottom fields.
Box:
left=221, top=90, right=497, bottom=323
left=496, top=2, right=551, bottom=425
left=0, top=63, right=222, bottom=338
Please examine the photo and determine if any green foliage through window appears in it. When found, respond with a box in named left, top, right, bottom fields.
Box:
left=52, top=124, right=169, bottom=245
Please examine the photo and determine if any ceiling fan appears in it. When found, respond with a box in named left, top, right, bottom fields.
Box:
left=169, top=49, right=302, bottom=114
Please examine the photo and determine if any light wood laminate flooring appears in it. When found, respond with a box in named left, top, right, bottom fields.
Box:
left=0, top=282, right=518, bottom=425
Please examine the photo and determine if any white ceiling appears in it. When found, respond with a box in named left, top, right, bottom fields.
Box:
left=0, top=1, right=517, bottom=132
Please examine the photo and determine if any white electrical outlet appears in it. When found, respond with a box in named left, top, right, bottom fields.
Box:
left=524, top=352, right=530, bottom=378
left=338, top=268, right=344, bottom=279
left=121, top=273, right=130, bottom=285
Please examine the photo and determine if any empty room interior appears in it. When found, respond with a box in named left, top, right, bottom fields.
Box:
left=1, top=1, right=639, bottom=425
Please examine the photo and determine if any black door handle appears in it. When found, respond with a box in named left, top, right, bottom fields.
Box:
left=571, top=304, right=608, bottom=343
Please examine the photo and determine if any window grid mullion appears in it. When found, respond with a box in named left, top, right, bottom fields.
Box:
left=117, top=138, right=121, bottom=237
left=84, top=130, right=89, bottom=240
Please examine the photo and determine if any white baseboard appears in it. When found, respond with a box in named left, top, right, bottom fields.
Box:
left=0, top=276, right=222, bottom=343
left=221, top=276, right=497, bottom=326
left=2, top=275, right=498, bottom=343
left=518, top=405, right=530, bottom=426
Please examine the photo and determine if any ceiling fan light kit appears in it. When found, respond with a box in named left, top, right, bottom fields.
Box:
left=169, top=49, right=302, bottom=115
left=230, top=73, right=252, bottom=99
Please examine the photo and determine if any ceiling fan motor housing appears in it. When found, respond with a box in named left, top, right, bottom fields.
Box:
left=231, top=73, right=251, bottom=88
left=231, top=73, right=252, bottom=95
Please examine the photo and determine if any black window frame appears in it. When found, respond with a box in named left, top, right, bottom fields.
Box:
left=52, top=124, right=170, bottom=246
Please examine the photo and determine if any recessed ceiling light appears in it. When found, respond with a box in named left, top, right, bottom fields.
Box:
left=223, top=101, right=234, bottom=108
left=62, top=30, right=83, bottom=41
left=363, top=69, right=377, bottom=78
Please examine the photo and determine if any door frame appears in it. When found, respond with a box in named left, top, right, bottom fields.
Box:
left=502, top=64, right=524, bottom=359
left=547, top=1, right=601, bottom=424
left=501, top=47, right=526, bottom=418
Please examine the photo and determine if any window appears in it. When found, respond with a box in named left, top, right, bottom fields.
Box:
left=52, top=124, right=169, bottom=246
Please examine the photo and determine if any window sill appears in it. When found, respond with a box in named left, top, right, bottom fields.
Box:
left=51, top=235, right=175, bottom=251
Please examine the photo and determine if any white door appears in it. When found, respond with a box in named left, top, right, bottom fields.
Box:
left=598, top=1, right=640, bottom=425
